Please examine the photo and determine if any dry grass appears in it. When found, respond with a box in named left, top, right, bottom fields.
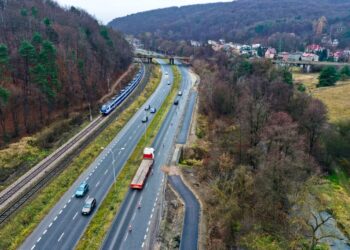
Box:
left=293, top=71, right=350, bottom=122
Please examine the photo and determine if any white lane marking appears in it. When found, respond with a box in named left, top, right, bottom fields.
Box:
left=146, top=227, right=149, bottom=232
left=68, top=199, right=71, bottom=203
left=148, top=220, right=151, bottom=226
left=152, top=207, right=155, bottom=212
left=31, top=245, right=35, bottom=250
left=49, top=222, right=53, bottom=228
left=104, top=169, right=108, bottom=175
left=92, top=169, right=95, bottom=173
left=59, top=210, right=62, bottom=215
left=118, top=151, right=121, bottom=155
left=155, top=197, right=158, bottom=202
left=121, top=147, right=125, bottom=150
left=151, top=213, right=153, bottom=219
left=144, top=234, right=147, bottom=240
left=141, top=242, right=145, bottom=248
left=58, top=233, right=64, bottom=242
left=85, top=196, right=90, bottom=202
left=54, top=216, right=58, bottom=221
left=96, top=181, right=100, bottom=187
left=73, top=212, right=78, bottom=220
left=71, top=194, right=75, bottom=198
left=37, top=237, right=41, bottom=243
left=63, top=204, right=67, bottom=209
left=131, top=212, right=136, bottom=221
left=43, top=229, right=47, bottom=235
left=86, top=177, right=89, bottom=181
left=89, top=173, right=92, bottom=176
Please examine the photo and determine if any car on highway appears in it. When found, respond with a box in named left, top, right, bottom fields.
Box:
left=150, top=107, right=157, bottom=113
left=144, top=104, right=151, bottom=111
left=165, top=71, right=168, bottom=76
left=174, top=99, right=179, bottom=105
left=167, top=80, right=171, bottom=85
left=178, top=91, right=182, bottom=96
left=142, top=116, right=149, bottom=123
left=82, top=197, right=96, bottom=215
left=75, top=182, right=89, bottom=198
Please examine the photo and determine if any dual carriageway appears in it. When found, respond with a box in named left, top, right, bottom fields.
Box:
left=18, top=60, right=199, bottom=250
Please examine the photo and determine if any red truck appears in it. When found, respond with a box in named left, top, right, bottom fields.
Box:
left=130, top=147, right=155, bottom=189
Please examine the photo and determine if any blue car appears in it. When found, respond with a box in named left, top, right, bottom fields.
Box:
left=75, top=182, right=89, bottom=197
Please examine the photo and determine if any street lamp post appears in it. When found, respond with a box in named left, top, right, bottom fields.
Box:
left=110, top=148, right=117, bottom=193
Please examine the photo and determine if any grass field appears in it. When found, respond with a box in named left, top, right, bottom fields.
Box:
left=0, top=65, right=162, bottom=250
left=76, top=65, right=182, bottom=250
left=293, top=71, right=350, bottom=122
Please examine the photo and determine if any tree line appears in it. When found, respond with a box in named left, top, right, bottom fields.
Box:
left=187, top=52, right=347, bottom=248
left=0, top=0, right=132, bottom=144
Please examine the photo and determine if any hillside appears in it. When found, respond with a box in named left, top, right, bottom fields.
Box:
left=109, top=0, right=350, bottom=47
left=0, top=0, right=132, bottom=144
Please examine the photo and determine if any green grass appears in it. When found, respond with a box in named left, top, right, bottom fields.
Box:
left=76, top=65, right=182, bottom=250
left=0, top=65, right=162, bottom=250
left=293, top=70, right=350, bottom=122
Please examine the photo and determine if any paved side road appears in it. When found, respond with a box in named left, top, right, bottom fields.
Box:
left=168, top=176, right=200, bottom=250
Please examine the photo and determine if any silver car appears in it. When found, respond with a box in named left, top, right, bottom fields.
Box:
left=82, top=197, right=96, bottom=215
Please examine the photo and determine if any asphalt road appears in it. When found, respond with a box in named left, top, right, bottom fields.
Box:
left=20, top=61, right=174, bottom=250
left=168, top=176, right=200, bottom=250
left=177, top=90, right=197, bottom=144
left=101, top=64, right=194, bottom=250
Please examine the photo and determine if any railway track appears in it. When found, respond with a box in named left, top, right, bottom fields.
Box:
left=0, top=63, right=150, bottom=225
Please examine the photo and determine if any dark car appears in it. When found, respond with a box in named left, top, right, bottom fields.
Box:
left=75, top=182, right=89, bottom=198
left=82, top=197, right=96, bottom=215
left=150, top=108, right=157, bottom=113
left=142, top=116, right=149, bottom=123
left=144, top=104, right=151, bottom=111
left=174, top=99, right=179, bottom=105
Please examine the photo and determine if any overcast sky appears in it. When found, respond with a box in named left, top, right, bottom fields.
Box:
left=55, top=0, right=232, bottom=24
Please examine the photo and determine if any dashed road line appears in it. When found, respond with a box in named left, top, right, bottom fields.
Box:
left=31, top=245, right=35, bottom=250
left=73, top=212, right=78, bottom=220
left=49, top=222, right=53, bottom=228
left=68, top=199, right=71, bottom=203
left=63, top=204, right=67, bottom=209
left=58, top=232, right=64, bottom=242
left=104, top=169, right=108, bottom=175
left=96, top=181, right=100, bottom=187
left=37, top=237, right=41, bottom=243
left=54, top=216, right=58, bottom=221
left=59, top=210, right=62, bottom=215
left=43, top=229, right=47, bottom=235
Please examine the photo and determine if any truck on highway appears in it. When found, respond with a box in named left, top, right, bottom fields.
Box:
left=130, top=147, right=155, bottom=189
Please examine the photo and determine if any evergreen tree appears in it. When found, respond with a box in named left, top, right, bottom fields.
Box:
left=19, top=40, right=36, bottom=132
left=317, top=66, right=340, bottom=87
left=340, top=65, right=350, bottom=80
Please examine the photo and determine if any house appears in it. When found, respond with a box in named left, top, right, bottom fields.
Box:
left=332, top=39, right=339, bottom=47
left=252, top=44, right=261, bottom=49
left=301, top=53, right=319, bottom=62
left=288, top=52, right=303, bottom=61
left=190, top=40, right=201, bottom=47
left=277, top=52, right=289, bottom=61
left=219, top=39, right=226, bottom=44
left=306, top=44, right=323, bottom=53
left=265, top=48, right=277, bottom=59
left=333, top=51, right=342, bottom=62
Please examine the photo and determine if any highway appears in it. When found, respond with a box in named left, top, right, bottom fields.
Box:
left=20, top=61, right=174, bottom=250
left=101, top=64, right=194, bottom=249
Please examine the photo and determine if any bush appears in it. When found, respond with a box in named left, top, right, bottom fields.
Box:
left=317, top=66, right=340, bottom=87
left=340, top=65, right=350, bottom=80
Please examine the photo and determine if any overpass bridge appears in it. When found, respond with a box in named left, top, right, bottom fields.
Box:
left=134, top=51, right=191, bottom=65
left=272, top=59, right=350, bottom=72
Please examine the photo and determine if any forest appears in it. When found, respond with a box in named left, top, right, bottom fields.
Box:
left=110, top=0, right=350, bottom=48
left=0, top=0, right=132, bottom=144
left=182, top=52, right=350, bottom=249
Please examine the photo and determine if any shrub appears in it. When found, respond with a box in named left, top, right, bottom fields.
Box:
left=317, top=66, right=340, bottom=87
